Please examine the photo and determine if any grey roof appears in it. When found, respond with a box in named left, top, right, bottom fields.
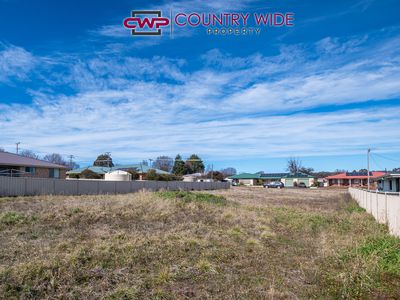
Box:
left=381, top=173, right=400, bottom=179
left=0, top=151, right=68, bottom=169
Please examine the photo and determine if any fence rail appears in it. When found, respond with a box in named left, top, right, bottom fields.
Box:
left=0, top=177, right=230, bottom=197
left=349, top=187, right=400, bottom=237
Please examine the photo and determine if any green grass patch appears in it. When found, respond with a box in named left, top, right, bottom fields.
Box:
left=322, top=234, right=400, bottom=298
left=272, top=207, right=332, bottom=234
left=0, top=211, right=31, bottom=226
left=343, top=201, right=366, bottom=213
left=156, top=191, right=227, bottom=205
left=359, top=236, right=400, bottom=276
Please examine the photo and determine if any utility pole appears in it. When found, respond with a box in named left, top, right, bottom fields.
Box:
left=367, top=148, right=371, bottom=191
left=16, top=142, right=20, bottom=154
left=68, top=155, right=74, bottom=169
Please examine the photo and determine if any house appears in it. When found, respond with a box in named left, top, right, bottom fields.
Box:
left=280, top=173, right=314, bottom=187
left=376, top=173, right=400, bottom=192
left=229, top=173, right=261, bottom=186
left=230, top=172, right=315, bottom=187
left=0, top=151, right=68, bottom=178
left=259, top=173, right=290, bottom=184
left=325, top=171, right=386, bottom=188
left=67, top=163, right=170, bottom=180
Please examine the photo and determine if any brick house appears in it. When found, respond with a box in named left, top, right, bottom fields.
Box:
left=0, top=151, right=68, bottom=179
left=325, top=171, right=386, bottom=188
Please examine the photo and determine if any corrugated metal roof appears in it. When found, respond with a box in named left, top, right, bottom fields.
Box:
left=0, top=151, right=68, bottom=169
left=67, top=164, right=170, bottom=175
left=229, top=173, right=260, bottom=179
left=260, top=173, right=289, bottom=178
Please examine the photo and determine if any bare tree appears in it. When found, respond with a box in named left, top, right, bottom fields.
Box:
left=221, top=167, right=237, bottom=177
left=43, top=153, right=67, bottom=166
left=287, top=157, right=303, bottom=173
left=67, top=161, right=80, bottom=170
left=19, top=150, right=40, bottom=160
left=153, top=156, right=174, bottom=172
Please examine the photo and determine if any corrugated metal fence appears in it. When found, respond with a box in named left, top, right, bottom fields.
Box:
left=0, top=177, right=230, bottom=197
left=349, top=187, right=400, bottom=237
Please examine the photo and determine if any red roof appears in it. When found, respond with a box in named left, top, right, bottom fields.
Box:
left=326, top=171, right=386, bottom=180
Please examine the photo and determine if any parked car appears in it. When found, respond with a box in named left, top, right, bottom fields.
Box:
left=264, top=181, right=284, bottom=189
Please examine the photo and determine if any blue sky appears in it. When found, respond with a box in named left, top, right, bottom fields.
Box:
left=0, top=0, right=400, bottom=173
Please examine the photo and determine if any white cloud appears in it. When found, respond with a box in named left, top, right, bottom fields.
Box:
left=1, top=32, right=400, bottom=164
left=0, top=92, right=399, bottom=163
left=0, top=45, right=36, bottom=82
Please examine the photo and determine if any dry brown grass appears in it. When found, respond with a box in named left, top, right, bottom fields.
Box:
left=0, top=187, right=399, bottom=299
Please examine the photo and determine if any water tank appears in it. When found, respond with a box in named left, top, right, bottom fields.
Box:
left=104, top=170, right=132, bottom=181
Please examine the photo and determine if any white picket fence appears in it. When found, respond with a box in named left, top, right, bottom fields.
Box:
left=0, top=176, right=230, bottom=197
left=349, top=187, right=400, bottom=237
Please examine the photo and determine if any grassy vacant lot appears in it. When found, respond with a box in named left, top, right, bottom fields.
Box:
left=0, top=187, right=399, bottom=299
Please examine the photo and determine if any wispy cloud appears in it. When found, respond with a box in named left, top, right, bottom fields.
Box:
left=0, top=44, right=37, bottom=83
left=0, top=29, right=399, bottom=164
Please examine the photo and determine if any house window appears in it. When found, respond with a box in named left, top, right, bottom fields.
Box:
left=25, top=167, right=36, bottom=174
left=49, top=169, right=60, bottom=178
left=389, top=180, right=393, bottom=191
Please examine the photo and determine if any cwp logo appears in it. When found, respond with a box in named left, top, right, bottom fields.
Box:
left=123, top=11, right=170, bottom=36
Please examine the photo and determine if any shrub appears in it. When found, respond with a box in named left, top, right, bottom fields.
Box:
left=146, top=169, right=182, bottom=181
left=80, top=169, right=102, bottom=179
left=125, top=168, right=140, bottom=180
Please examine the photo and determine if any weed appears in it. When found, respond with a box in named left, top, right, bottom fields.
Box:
left=0, top=211, right=31, bottom=226
left=344, top=201, right=366, bottom=213
left=106, top=287, right=137, bottom=300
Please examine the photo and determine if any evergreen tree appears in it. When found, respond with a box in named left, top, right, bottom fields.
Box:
left=172, top=154, right=187, bottom=175
left=93, top=153, right=114, bottom=167
left=186, top=154, right=205, bottom=174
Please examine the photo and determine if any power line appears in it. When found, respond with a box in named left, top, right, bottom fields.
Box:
left=370, top=153, right=385, bottom=171
left=373, top=153, right=400, bottom=164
